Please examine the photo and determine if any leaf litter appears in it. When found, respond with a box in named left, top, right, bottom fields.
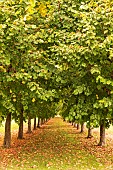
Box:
left=0, top=117, right=113, bottom=169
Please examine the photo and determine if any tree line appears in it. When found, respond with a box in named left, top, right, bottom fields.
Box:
left=0, top=0, right=113, bottom=148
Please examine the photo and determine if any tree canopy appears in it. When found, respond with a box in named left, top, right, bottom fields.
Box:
left=1, top=0, right=113, bottom=147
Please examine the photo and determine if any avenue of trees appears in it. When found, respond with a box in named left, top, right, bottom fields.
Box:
left=1, top=0, right=113, bottom=148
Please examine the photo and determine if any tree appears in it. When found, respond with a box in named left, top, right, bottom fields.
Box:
left=51, top=0, right=113, bottom=146
left=0, top=0, right=58, bottom=146
left=1, top=0, right=113, bottom=148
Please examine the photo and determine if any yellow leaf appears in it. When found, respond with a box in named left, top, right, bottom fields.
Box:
left=0, top=24, right=2, bottom=29
left=26, top=15, right=32, bottom=20
left=45, top=24, right=49, bottom=28
left=10, top=89, right=12, bottom=94
left=27, top=6, right=34, bottom=14
left=38, top=3, right=47, bottom=17
left=96, top=94, right=99, bottom=99
left=13, top=98, right=16, bottom=102
left=0, top=66, right=6, bottom=72
left=30, top=0, right=35, bottom=7
left=13, top=21, right=18, bottom=25
left=22, top=81, right=25, bottom=84
left=32, top=98, right=36, bottom=102
left=21, top=69, right=25, bottom=72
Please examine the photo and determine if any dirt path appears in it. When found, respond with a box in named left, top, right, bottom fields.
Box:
left=0, top=117, right=113, bottom=170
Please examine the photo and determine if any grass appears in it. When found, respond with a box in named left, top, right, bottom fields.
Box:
left=0, top=121, right=19, bottom=134
left=0, top=118, right=113, bottom=170
left=0, top=119, right=37, bottom=133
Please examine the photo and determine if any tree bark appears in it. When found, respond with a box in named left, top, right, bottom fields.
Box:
left=98, top=120, right=105, bottom=146
left=80, top=122, right=84, bottom=133
left=74, top=123, right=77, bottom=128
left=42, top=119, right=45, bottom=124
left=41, top=118, right=44, bottom=125
left=18, top=108, right=24, bottom=139
left=27, top=116, right=32, bottom=133
left=33, top=117, right=36, bottom=130
left=77, top=123, right=80, bottom=130
left=37, top=117, right=40, bottom=128
left=87, top=127, right=93, bottom=138
left=44, top=118, right=46, bottom=124
left=3, top=112, right=11, bottom=148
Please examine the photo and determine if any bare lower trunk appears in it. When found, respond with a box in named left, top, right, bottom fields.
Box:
left=74, top=123, right=77, bottom=128
left=77, top=123, right=80, bottom=130
left=98, top=121, right=105, bottom=146
left=18, top=109, right=24, bottom=139
left=33, top=117, right=36, bottom=130
left=43, top=119, right=45, bottom=124
left=37, top=117, right=40, bottom=128
left=3, top=113, right=11, bottom=148
left=87, top=127, right=93, bottom=138
left=80, top=122, right=84, bottom=133
left=27, top=116, right=32, bottom=133
left=41, top=118, right=44, bottom=125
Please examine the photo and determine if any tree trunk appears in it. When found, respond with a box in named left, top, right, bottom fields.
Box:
left=74, top=123, right=77, bottom=128
left=77, top=123, right=80, bottom=130
left=18, top=109, right=24, bottom=139
left=80, top=122, right=84, bottom=133
left=27, top=116, right=32, bottom=133
left=98, top=120, right=105, bottom=146
left=43, top=119, right=45, bottom=124
left=33, top=117, right=36, bottom=130
left=37, top=117, right=40, bottom=128
left=41, top=118, right=43, bottom=125
left=87, top=127, right=93, bottom=138
left=3, top=112, right=11, bottom=148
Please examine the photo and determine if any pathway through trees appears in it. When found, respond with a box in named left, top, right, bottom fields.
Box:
left=0, top=117, right=113, bottom=170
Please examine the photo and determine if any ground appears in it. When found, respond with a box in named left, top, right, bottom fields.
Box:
left=0, top=117, right=113, bottom=170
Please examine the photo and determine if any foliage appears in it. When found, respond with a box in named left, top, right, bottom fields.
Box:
left=0, top=0, right=57, bottom=123
left=1, top=0, right=113, bottom=147
left=50, top=0, right=113, bottom=129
